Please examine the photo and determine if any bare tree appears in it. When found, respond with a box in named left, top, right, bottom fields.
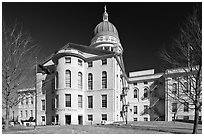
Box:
left=160, top=7, right=201, bottom=134
left=2, top=20, right=38, bottom=130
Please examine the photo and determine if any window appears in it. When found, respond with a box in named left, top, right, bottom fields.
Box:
left=102, top=59, right=107, bottom=65
left=56, top=95, right=59, bottom=108
left=78, top=59, right=83, bottom=66
left=133, top=82, right=137, bottom=86
left=21, top=99, right=24, bottom=105
left=21, top=111, right=23, bottom=117
left=199, top=116, right=202, bottom=121
left=65, top=70, right=71, bottom=88
left=30, top=110, right=33, bottom=117
left=102, top=95, right=107, bottom=108
left=184, top=102, right=189, bottom=112
left=88, top=96, right=93, bottom=108
left=172, top=83, right=177, bottom=94
left=42, top=100, right=45, bottom=111
left=144, top=88, right=148, bottom=98
left=183, top=116, right=189, bottom=121
left=88, top=73, right=93, bottom=90
left=134, top=118, right=138, bottom=121
left=144, top=105, right=148, bottom=110
left=88, top=62, right=93, bottom=67
left=52, top=99, right=55, bottom=110
left=144, top=81, right=148, bottom=84
left=42, top=80, right=46, bottom=94
left=134, top=88, right=138, bottom=98
left=183, top=82, right=188, bottom=93
left=51, top=79, right=55, bottom=93
left=88, top=115, right=93, bottom=121
left=102, top=114, right=107, bottom=121
left=65, top=57, right=71, bottom=63
left=134, top=106, right=137, bottom=114
left=26, top=97, right=29, bottom=104
left=56, top=72, right=59, bottom=89
left=102, top=71, right=107, bottom=89
left=42, top=116, right=45, bottom=122
left=31, top=97, right=34, bottom=104
left=78, top=72, right=83, bottom=89
left=65, top=94, right=71, bottom=107
left=78, top=95, right=83, bottom=108
left=144, top=117, right=148, bottom=121
left=25, top=110, right=28, bottom=118
left=172, top=103, right=177, bottom=112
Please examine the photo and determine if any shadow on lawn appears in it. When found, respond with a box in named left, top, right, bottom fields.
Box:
left=104, top=124, right=201, bottom=134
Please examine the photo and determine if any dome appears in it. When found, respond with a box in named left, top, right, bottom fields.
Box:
left=90, top=6, right=120, bottom=46
left=94, top=21, right=119, bottom=38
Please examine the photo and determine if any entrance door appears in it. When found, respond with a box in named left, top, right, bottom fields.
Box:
left=65, top=115, right=71, bottom=125
left=78, top=115, right=83, bottom=125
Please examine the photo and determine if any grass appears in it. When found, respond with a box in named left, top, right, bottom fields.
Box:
left=2, top=121, right=202, bottom=134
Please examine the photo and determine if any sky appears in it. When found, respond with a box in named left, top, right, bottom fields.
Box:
left=2, top=2, right=201, bottom=74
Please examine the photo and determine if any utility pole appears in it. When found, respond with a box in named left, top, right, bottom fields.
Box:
left=34, top=57, right=37, bottom=129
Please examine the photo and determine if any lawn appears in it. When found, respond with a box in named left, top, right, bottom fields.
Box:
left=2, top=121, right=202, bottom=134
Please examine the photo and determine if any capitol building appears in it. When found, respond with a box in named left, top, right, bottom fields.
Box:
left=11, top=7, right=202, bottom=126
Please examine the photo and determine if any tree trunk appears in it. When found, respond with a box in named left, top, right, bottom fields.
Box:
left=5, top=104, right=10, bottom=130
left=192, top=105, right=199, bottom=134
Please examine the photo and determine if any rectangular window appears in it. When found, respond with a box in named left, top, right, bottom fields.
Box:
left=56, top=72, right=59, bottom=89
left=144, top=81, right=148, bottom=84
left=172, top=103, right=177, bottom=112
left=30, top=110, right=33, bottom=117
left=56, top=95, right=59, bottom=108
left=88, top=61, right=93, bottom=67
left=102, top=59, right=107, bottom=65
left=144, top=105, right=148, bottom=110
left=134, top=106, right=137, bottom=114
left=183, top=116, right=189, bottom=121
left=134, top=118, right=137, bottom=121
left=65, top=94, right=71, bottom=107
left=172, top=83, right=177, bottom=94
left=78, top=95, right=83, bottom=108
left=184, top=102, right=189, bottom=112
left=88, top=115, right=93, bottom=121
left=88, top=96, right=93, bottom=108
left=42, top=80, right=46, bottom=94
left=102, top=95, right=107, bottom=108
left=21, top=111, right=23, bottom=118
left=42, top=100, right=45, bottom=111
left=78, top=59, right=83, bottom=66
left=25, top=110, right=28, bottom=118
left=42, top=116, right=45, bottom=122
left=183, top=82, right=188, bottom=93
left=51, top=79, right=55, bottom=93
left=65, top=57, right=71, bottom=63
left=26, top=97, right=29, bottom=104
left=102, top=114, right=107, bottom=121
left=31, top=97, right=34, bottom=104
left=144, top=117, right=148, bottom=121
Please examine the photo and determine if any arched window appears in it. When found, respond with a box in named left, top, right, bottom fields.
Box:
left=65, top=70, right=71, bottom=88
left=88, top=73, right=93, bottom=90
left=78, top=72, right=83, bottom=89
left=134, top=88, right=138, bottom=98
left=144, top=87, right=148, bottom=98
left=102, top=71, right=107, bottom=89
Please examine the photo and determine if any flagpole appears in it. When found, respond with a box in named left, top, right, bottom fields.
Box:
left=34, top=57, right=37, bottom=129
